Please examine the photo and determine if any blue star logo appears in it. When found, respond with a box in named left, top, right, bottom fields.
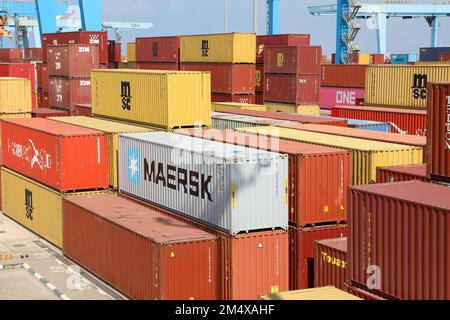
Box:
left=127, top=147, right=140, bottom=185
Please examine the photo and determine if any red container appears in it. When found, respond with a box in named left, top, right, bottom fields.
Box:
left=63, top=193, right=219, bottom=300
left=37, top=63, right=49, bottom=91
left=265, top=74, right=320, bottom=105
left=289, top=224, right=347, bottom=290
left=23, top=48, right=43, bottom=61
left=256, top=93, right=263, bottom=105
left=32, top=92, right=37, bottom=108
left=440, top=52, right=450, bottom=62
left=136, top=36, right=180, bottom=63
left=427, top=83, right=450, bottom=183
left=211, top=94, right=256, bottom=104
left=255, top=63, right=264, bottom=93
left=0, top=48, right=22, bottom=62
left=32, top=108, right=70, bottom=118
left=264, top=46, right=322, bottom=75
left=37, top=90, right=49, bottom=109
left=0, top=63, right=36, bottom=92
left=377, top=164, right=429, bottom=183
left=47, top=44, right=99, bottom=78
left=181, top=63, right=255, bottom=94
left=1, top=118, right=108, bottom=192
left=73, top=103, right=92, bottom=117
left=256, top=34, right=310, bottom=64
left=42, top=31, right=108, bottom=64
left=178, top=129, right=351, bottom=226
left=136, top=62, right=179, bottom=70
left=349, top=181, right=450, bottom=300
left=0, top=147, right=2, bottom=210
left=331, top=105, right=427, bottom=135
left=107, top=62, right=118, bottom=69
left=107, top=40, right=121, bottom=63
left=370, top=54, right=385, bottom=64
left=321, top=64, right=367, bottom=88
left=48, top=77, right=91, bottom=110
left=314, top=237, right=347, bottom=290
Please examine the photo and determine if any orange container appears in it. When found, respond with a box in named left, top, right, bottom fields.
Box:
left=377, top=164, right=429, bottom=183
left=314, top=237, right=348, bottom=290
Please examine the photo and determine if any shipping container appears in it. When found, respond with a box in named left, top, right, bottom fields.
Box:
left=256, top=93, right=263, bottom=105
left=42, top=31, right=108, bottom=64
left=212, top=102, right=266, bottom=112
left=48, top=77, right=91, bottom=110
left=331, top=105, right=427, bottom=135
left=136, top=36, right=180, bottom=63
left=136, top=62, right=179, bottom=70
left=255, top=63, right=263, bottom=93
left=175, top=128, right=351, bottom=227
left=365, top=65, right=450, bottom=108
left=73, top=103, right=92, bottom=117
left=92, top=69, right=211, bottom=129
left=118, top=61, right=137, bottom=69
left=2, top=118, right=109, bottom=192
left=0, top=147, right=2, bottom=209
left=390, top=54, right=409, bottom=65
left=37, top=63, right=49, bottom=91
left=0, top=63, right=35, bottom=93
left=258, top=286, right=360, bottom=300
left=181, top=33, right=256, bottom=63
left=256, top=34, right=310, bottom=64
left=211, top=94, right=255, bottom=104
left=0, top=48, right=22, bottom=62
left=63, top=193, right=219, bottom=300
left=419, top=47, right=450, bottom=61
left=32, top=108, right=70, bottom=118
left=290, top=225, right=348, bottom=290
left=107, top=40, right=121, bottom=63
left=320, top=87, right=365, bottom=110
left=377, top=164, right=428, bottom=183
left=236, top=126, right=424, bottom=185
left=349, top=181, right=450, bottom=300
left=427, top=83, right=450, bottom=182
left=440, top=52, right=450, bottom=62
left=345, top=283, right=385, bottom=300
left=264, top=103, right=321, bottom=116
left=0, top=78, right=32, bottom=113
left=211, top=112, right=297, bottom=130
left=47, top=44, right=99, bottom=78
left=127, top=43, right=136, bottom=62
left=264, top=46, right=322, bottom=75
left=370, top=54, right=385, bottom=64
left=265, top=74, right=320, bottom=105
left=37, top=90, right=49, bottom=109
left=50, top=116, right=151, bottom=189
left=180, top=63, right=255, bottom=94
left=321, top=64, right=367, bottom=88
left=347, top=119, right=391, bottom=132
left=314, top=237, right=347, bottom=290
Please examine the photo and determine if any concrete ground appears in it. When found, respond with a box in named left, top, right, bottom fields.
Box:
left=0, top=214, right=126, bottom=300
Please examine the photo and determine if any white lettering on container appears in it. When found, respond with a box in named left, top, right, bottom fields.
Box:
left=336, top=90, right=356, bottom=105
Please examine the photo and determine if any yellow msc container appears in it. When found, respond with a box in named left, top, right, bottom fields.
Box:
left=236, top=126, right=423, bottom=185
left=365, top=65, right=450, bottom=109
left=212, top=102, right=266, bottom=112
left=127, top=42, right=136, bottom=62
left=0, top=113, right=32, bottom=147
left=358, top=53, right=370, bottom=65
left=258, top=286, right=362, bottom=300
left=264, top=103, right=321, bottom=116
left=0, top=78, right=32, bottom=113
left=180, top=33, right=256, bottom=63
left=49, top=116, right=152, bottom=189
left=92, top=69, right=211, bottom=129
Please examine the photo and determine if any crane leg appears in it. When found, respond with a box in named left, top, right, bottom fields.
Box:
left=33, top=26, right=42, bottom=48
left=267, top=0, right=279, bottom=35
left=376, top=13, right=387, bottom=55
left=431, top=17, right=438, bottom=47
left=35, top=0, right=57, bottom=36
left=79, top=0, right=103, bottom=31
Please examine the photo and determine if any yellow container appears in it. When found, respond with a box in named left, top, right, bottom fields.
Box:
left=0, top=113, right=32, bottom=147
left=212, top=102, right=266, bottom=112
left=49, top=116, right=152, bottom=189
left=236, top=126, right=423, bottom=185
left=0, top=78, right=32, bottom=113
left=118, top=62, right=136, bottom=69
left=258, top=286, right=362, bottom=300
left=358, top=53, right=370, bottom=65
left=365, top=65, right=450, bottom=109
left=264, top=103, right=320, bottom=116
left=415, top=61, right=450, bottom=66
left=92, top=69, right=211, bottom=129
left=180, top=33, right=256, bottom=63
left=127, top=42, right=136, bottom=62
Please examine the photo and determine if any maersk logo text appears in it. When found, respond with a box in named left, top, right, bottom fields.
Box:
left=412, top=74, right=427, bottom=100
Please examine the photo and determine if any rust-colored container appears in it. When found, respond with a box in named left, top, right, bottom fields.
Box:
left=23, top=48, right=43, bottom=61
left=289, top=225, right=348, bottom=290
left=265, top=74, right=320, bottom=105
left=42, top=31, right=108, bottom=64
left=136, top=36, right=180, bottom=63
left=264, top=46, right=322, bottom=75
left=349, top=181, right=450, bottom=300
left=37, top=63, right=49, bottom=91
left=377, top=164, right=429, bottom=183
left=314, top=237, right=347, bottom=290
left=211, top=94, right=256, bottom=104
left=321, top=65, right=367, bottom=88
left=0, top=63, right=35, bottom=92
left=440, top=52, right=450, bottom=62
left=48, top=77, right=91, bottom=110
left=107, top=40, right=121, bottom=63
left=181, top=62, right=255, bottom=94
left=331, top=105, right=427, bottom=135
left=0, top=49, right=22, bottom=62
left=47, top=44, right=99, bottom=78
left=1, top=118, right=108, bottom=192
left=136, top=62, right=179, bottom=70
left=0, top=147, right=2, bottom=210
left=63, top=193, right=218, bottom=300
left=256, top=92, right=263, bottom=105
left=73, top=103, right=92, bottom=117
left=256, top=34, right=310, bottom=64
left=32, top=108, right=70, bottom=118
left=177, top=128, right=351, bottom=226
left=370, top=54, right=385, bottom=64
left=427, top=83, right=450, bottom=182
left=37, top=90, right=49, bottom=109
left=256, top=63, right=264, bottom=93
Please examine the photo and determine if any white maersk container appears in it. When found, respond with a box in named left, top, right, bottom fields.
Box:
left=211, top=112, right=297, bottom=130
left=118, top=132, right=289, bottom=235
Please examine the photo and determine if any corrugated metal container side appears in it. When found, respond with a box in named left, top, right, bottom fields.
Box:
left=314, top=237, right=347, bottom=290
left=2, top=118, right=109, bottom=192
left=427, top=83, right=450, bottom=182
left=255, top=63, right=264, bottom=93
left=345, top=284, right=386, bottom=300
left=256, top=34, right=311, bottom=64
left=0, top=48, right=22, bottom=61
left=50, top=116, right=151, bottom=190
left=265, top=74, right=320, bottom=105
left=32, top=108, right=70, bottom=118
left=211, top=94, right=256, bottom=104
left=390, top=54, right=409, bottom=65
left=180, top=33, right=256, bottom=63
left=211, top=112, right=297, bottom=130
left=48, top=77, right=91, bottom=110
left=357, top=53, right=370, bottom=65
left=108, top=40, right=121, bottom=63
left=289, top=225, right=347, bottom=290
left=212, top=102, right=266, bottom=112
left=92, top=69, right=211, bottom=129
left=377, top=164, right=429, bottom=183
left=0, top=63, right=35, bottom=93
left=180, top=63, right=255, bottom=94
left=349, top=181, right=450, bottom=300
left=0, top=113, right=32, bottom=147
left=420, top=47, right=450, bottom=61
left=264, top=46, right=322, bottom=75
left=118, top=132, right=289, bottom=235
left=331, top=105, right=427, bottom=135
left=175, top=128, right=351, bottom=227
left=127, top=43, right=136, bottom=62
left=47, top=44, right=100, bottom=78
left=370, top=54, right=385, bottom=64
left=258, top=286, right=361, bottom=300
left=73, top=103, right=92, bottom=117
left=320, top=87, right=365, bottom=110
left=321, top=65, right=367, bottom=88
left=136, top=36, right=180, bottom=63
left=440, top=52, right=450, bottom=62
left=264, top=103, right=321, bottom=116
left=37, top=90, right=49, bottom=109
left=0, top=78, right=32, bottom=113
left=63, top=193, right=219, bottom=300
left=256, top=93, right=263, bottom=105
left=136, top=62, right=179, bottom=71
left=365, top=65, right=450, bottom=108
left=37, top=63, right=49, bottom=91
left=236, top=126, right=424, bottom=185
left=347, top=119, right=391, bottom=132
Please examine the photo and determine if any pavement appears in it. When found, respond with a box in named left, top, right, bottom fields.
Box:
left=0, top=213, right=126, bottom=300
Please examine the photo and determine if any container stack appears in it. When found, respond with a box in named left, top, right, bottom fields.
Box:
left=0, top=78, right=32, bottom=126
left=37, top=63, right=49, bottom=108
left=180, top=33, right=256, bottom=104
left=314, top=237, right=348, bottom=290
left=107, top=40, right=121, bottom=69
left=136, top=36, right=180, bottom=70
left=0, top=63, right=37, bottom=108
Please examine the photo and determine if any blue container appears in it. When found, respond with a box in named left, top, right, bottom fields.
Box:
left=408, top=54, right=417, bottom=63
left=419, top=47, right=450, bottom=61
left=347, top=119, right=391, bottom=132
left=391, top=54, right=408, bottom=65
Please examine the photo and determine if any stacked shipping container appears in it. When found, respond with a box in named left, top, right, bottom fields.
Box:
left=136, top=36, right=180, bottom=70
left=0, top=63, right=37, bottom=108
